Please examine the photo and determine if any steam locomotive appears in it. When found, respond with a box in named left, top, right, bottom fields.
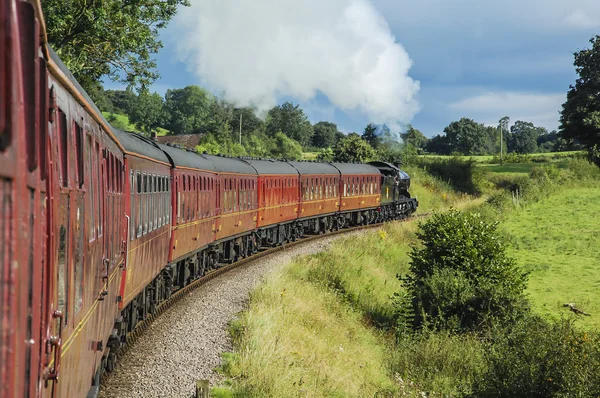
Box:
left=0, top=1, right=418, bottom=397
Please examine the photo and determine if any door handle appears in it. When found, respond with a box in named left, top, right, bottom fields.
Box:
left=44, top=310, right=64, bottom=385
left=100, top=258, right=110, bottom=299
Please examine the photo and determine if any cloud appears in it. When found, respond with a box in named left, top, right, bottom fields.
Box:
left=449, top=91, right=566, bottom=130
left=563, top=9, right=599, bottom=29
left=170, top=0, right=420, bottom=128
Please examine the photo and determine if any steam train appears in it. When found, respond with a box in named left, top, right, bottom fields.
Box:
left=0, top=1, right=418, bottom=397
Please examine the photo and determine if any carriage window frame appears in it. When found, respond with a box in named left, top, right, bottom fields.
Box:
left=74, top=120, right=84, bottom=189
left=136, top=171, right=142, bottom=237
left=96, top=142, right=103, bottom=237
left=58, top=109, right=69, bottom=187
left=86, top=134, right=95, bottom=240
left=142, top=173, right=148, bottom=235
left=131, top=170, right=135, bottom=240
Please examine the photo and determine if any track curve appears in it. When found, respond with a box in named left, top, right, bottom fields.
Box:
left=99, top=215, right=428, bottom=397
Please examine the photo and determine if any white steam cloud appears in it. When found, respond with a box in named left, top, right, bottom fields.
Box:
left=172, top=0, right=420, bottom=127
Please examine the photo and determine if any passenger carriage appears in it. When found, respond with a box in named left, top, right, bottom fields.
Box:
left=331, top=163, right=381, bottom=226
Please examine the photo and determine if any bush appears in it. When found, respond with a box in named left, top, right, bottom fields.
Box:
left=397, top=209, right=529, bottom=332
left=472, top=316, right=600, bottom=397
left=392, top=329, right=487, bottom=397
left=413, top=157, right=488, bottom=195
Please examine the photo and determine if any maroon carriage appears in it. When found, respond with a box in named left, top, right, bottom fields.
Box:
left=288, top=161, right=340, bottom=233
left=241, top=158, right=299, bottom=244
left=1, top=0, right=47, bottom=396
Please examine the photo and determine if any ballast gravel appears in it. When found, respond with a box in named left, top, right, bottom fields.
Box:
left=98, top=231, right=366, bottom=398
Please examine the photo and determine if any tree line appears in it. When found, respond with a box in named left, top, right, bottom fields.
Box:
left=97, top=80, right=582, bottom=164
left=42, top=0, right=600, bottom=166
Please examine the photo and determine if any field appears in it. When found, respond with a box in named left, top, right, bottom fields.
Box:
left=479, top=160, right=570, bottom=175
left=420, top=151, right=581, bottom=163
left=503, top=187, right=600, bottom=329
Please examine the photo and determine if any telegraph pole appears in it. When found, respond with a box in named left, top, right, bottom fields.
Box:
left=239, top=113, right=242, bottom=145
left=498, top=116, right=509, bottom=165
left=500, top=124, right=503, bottom=165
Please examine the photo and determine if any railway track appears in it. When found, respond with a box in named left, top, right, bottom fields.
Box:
left=99, top=213, right=429, bottom=395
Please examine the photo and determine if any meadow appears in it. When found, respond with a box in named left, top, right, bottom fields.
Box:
left=420, top=151, right=581, bottom=163
left=503, top=187, right=600, bottom=329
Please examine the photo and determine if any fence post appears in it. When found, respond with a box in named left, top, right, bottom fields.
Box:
left=196, top=380, right=209, bottom=398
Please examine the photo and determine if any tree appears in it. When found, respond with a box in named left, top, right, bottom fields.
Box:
left=560, top=35, right=600, bottom=165
left=443, top=118, right=487, bottom=155
left=266, top=102, right=314, bottom=146
left=164, top=86, right=212, bottom=135
left=400, top=125, right=428, bottom=149
left=333, top=133, right=376, bottom=163
left=509, top=121, right=540, bottom=154
left=129, top=91, right=166, bottom=135
left=42, top=0, right=189, bottom=95
left=87, top=82, right=113, bottom=113
left=105, top=90, right=138, bottom=117
left=270, top=132, right=303, bottom=160
left=398, top=210, right=529, bottom=332
left=316, top=147, right=334, bottom=161
left=425, top=134, right=452, bottom=155
left=361, top=123, right=381, bottom=148
left=312, top=121, right=340, bottom=148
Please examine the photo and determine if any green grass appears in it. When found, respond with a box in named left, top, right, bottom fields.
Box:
left=102, top=112, right=170, bottom=135
left=420, top=152, right=581, bottom=163
left=479, top=160, right=569, bottom=175
left=301, top=152, right=318, bottom=160
left=420, top=154, right=494, bottom=163
left=213, top=169, right=484, bottom=397
left=218, top=257, right=406, bottom=397
left=503, top=187, right=600, bottom=329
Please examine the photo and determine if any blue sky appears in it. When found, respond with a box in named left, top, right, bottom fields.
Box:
left=105, top=0, right=600, bottom=137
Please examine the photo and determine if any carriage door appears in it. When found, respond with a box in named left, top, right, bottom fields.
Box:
left=102, top=151, right=109, bottom=285
left=44, top=108, right=72, bottom=394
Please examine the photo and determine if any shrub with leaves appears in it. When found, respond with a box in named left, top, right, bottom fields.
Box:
left=472, top=316, right=600, bottom=397
left=398, top=209, right=529, bottom=332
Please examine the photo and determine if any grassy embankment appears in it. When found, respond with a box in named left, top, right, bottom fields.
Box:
left=102, top=112, right=170, bottom=136
left=214, top=155, right=600, bottom=397
left=212, top=167, right=479, bottom=397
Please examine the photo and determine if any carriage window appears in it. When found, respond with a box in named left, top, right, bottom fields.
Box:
left=57, top=224, right=69, bottom=325
left=86, top=136, right=95, bottom=239
left=96, top=142, right=102, bottom=236
left=137, top=171, right=142, bottom=237
left=58, top=110, right=69, bottom=187
left=131, top=171, right=135, bottom=240
left=75, top=121, right=84, bottom=188
left=165, top=177, right=169, bottom=224
left=106, top=154, right=112, bottom=192
left=159, top=176, right=163, bottom=226
left=153, top=175, right=158, bottom=229
left=143, top=173, right=148, bottom=235
left=74, top=203, right=84, bottom=314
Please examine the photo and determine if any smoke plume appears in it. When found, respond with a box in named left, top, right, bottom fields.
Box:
left=172, top=0, right=420, bottom=127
